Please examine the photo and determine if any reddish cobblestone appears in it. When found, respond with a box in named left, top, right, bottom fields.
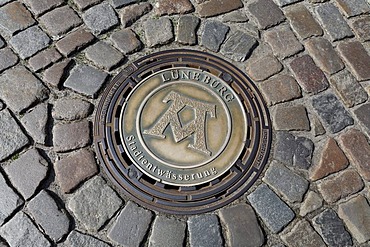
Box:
left=155, top=0, right=194, bottom=16
left=56, top=29, right=95, bottom=57
left=197, top=0, right=242, bottom=18
left=53, top=120, right=91, bottom=152
left=28, top=48, right=62, bottom=72
left=351, top=16, right=370, bottom=42
left=120, top=3, right=152, bottom=27
left=0, top=2, right=35, bottom=36
left=273, top=105, right=310, bottom=131
left=43, top=59, right=72, bottom=88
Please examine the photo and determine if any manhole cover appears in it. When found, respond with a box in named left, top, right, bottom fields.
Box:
left=94, top=49, right=272, bottom=214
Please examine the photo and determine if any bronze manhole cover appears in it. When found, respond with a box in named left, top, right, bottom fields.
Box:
left=94, top=49, right=272, bottom=214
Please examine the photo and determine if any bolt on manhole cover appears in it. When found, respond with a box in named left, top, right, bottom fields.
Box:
left=94, top=49, right=272, bottom=214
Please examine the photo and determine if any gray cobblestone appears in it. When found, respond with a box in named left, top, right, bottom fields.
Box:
left=74, top=0, right=102, bottom=10
left=273, top=105, right=310, bottom=131
left=336, top=0, right=370, bottom=18
left=201, top=20, right=229, bottom=52
left=110, top=29, right=142, bottom=54
left=108, top=202, right=152, bottom=247
left=144, top=18, right=174, bottom=47
left=28, top=48, right=62, bottom=72
left=85, top=41, right=123, bottom=70
left=0, top=2, right=35, bottom=36
left=69, top=176, right=122, bottom=231
left=221, top=30, right=257, bottom=62
left=24, top=0, right=64, bottom=16
left=177, top=15, right=199, bottom=45
left=9, top=26, right=51, bottom=59
left=20, top=103, right=48, bottom=144
left=299, top=191, right=323, bottom=216
left=27, top=190, right=70, bottom=241
left=4, top=149, right=48, bottom=199
left=149, top=216, right=186, bottom=247
left=222, top=10, right=248, bottom=23
left=0, top=36, right=4, bottom=48
left=354, top=103, right=370, bottom=135
left=247, top=184, right=295, bottom=233
left=0, top=48, right=18, bottom=73
left=246, top=52, right=282, bottom=81
left=83, top=3, right=119, bottom=35
left=53, top=98, right=93, bottom=121
left=111, top=0, right=139, bottom=8
left=67, top=230, right=110, bottom=247
left=281, top=220, right=326, bottom=247
left=0, top=172, right=23, bottom=225
left=274, top=0, right=301, bottom=6
left=351, top=16, right=370, bottom=41
left=247, top=0, right=285, bottom=30
left=53, top=120, right=91, bottom=152
left=119, top=3, right=152, bottom=27
left=0, top=0, right=11, bottom=6
left=188, top=215, right=223, bottom=247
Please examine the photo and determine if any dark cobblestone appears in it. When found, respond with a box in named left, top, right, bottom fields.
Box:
left=337, top=41, right=370, bottom=81
left=24, top=0, right=64, bottom=16
left=5, top=148, right=48, bottom=199
left=28, top=47, right=62, bottom=72
left=336, top=0, right=370, bottom=18
left=111, top=0, right=139, bottom=9
left=85, top=41, right=124, bottom=70
left=281, top=220, right=326, bottom=247
left=110, top=29, right=142, bottom=54
left=177, top=15, right=199, bottom=45
left=69, top=176, right=122, bottom=231
left=0, top=47, right=18, bottom=73
left=64, top=64, right=108, bottom=98
left=0, top=172, right=23, bottom=225
left=67, top=230, right=110, bottom=247
left=290, top=55, right=329, bottom=94
left=312, top=209, right=352, bottom=246
left=299, top=191, right=323, bottom=216
left=27, top=190, right=70, bottom=241
left=188, top=215, right=223, bottom=247
left=149, top=216, right=186, bottom=247
left=0, top=36, right=4, bottom=48
left=0, top=2, right=35, bottom=36
left=201, top=20, right=229, bottom=52
left=329, top=69, right=368, bottom=107
left=119, top=3, right=152, bottom=27
left=144, top=18, right=174, bottom=47
left=221, top=30, right=257, bottom=62
left=10, top=26, right=51, bottom=59
left=354, top=103, right=370, bottom=135
left=73, top=0, right=102, bottom=10
left=285, top=4, right=323, bottom=40
left=155, top=0, right=194, bottom=16
left=247, top=184, right=295, bottom=233
left=55, top=149, right=98, bottom=193
left=53, top=120, right=91, bottom=152
left=273, top=105, right=310, bottom=131
left=219, top=204, right=264, bottom=247
left=305, top=37, right=344, bottom=75
left=314, top=3, right=353, bottom=41
left=312, top=93, right=354, bottom=133
left=108, top=202, right=152, bottom=247
left=53, top=98, right=93, bottom=121
left=351, top=16, right=370, bottom=42
left=197, top=0, right=242, bottom=18
left=247, top=0, right=285, bottom=30
left=0, top=66, right=49, bottom=113
left=20, top=103, right=48, bottom=144
left=39, top=6, right=82, bottom=37
left=83, top=3, right=119, bottom=35
left=43, top=59, right=72, bottom=88
left=56, top=29, right=95, bottom=57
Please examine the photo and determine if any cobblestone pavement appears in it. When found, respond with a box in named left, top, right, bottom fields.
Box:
left=0, top=0, right=369, bottom=246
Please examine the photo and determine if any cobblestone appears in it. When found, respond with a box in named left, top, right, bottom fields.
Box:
left=64, top=64, right=108, bottom=98
left=0, top=2, right=35, bottom=36
left=281, top=220, right=326, bottom=247
left=337, top=41, right=370, bottom=81
left=23, top=0, right=64, bottom=16
left=56, top=29, right=95, bottom=57
left=336, top=0, right=370, bottom=18
left=43, top=59, right=72, bottom=88
left=285, top=4, right=323, bottom=40
left=273, top=105, right=310, bottom=131
left=197, top=0, right=242, bottom=18
left=0, top=212, right=51, bottom=247
left=0, top=172, right=23, bottom=225
left=0, top=66, right=49, bottom=113
left=201, top=20, right=229, bottom=52
left=83, top=3, right=119, bottom=35
left=108, top=202, right=152, bottom=247
left=0, top=47, right=18, bottom=73
left=351, top=16, right=370, bottom=41
left=264, top=25, right=303, bottom=59
left=289, top=55, right=329, bottom=94
left=55, top=149, right=98, bottom=193
left=313, top=116, right=326, bottom=137
left=274, top=0, right=301, bottom=6
left=315, top=3, right=353, bottom=41
left=111, top=0, right=139, bottom=9
left=310, top=138, right=348, bottom=181
left=119, top=3, right=152, bottom=27
left=188, top=215, right=223, bottom=247
left=110, top=29, right=141, bottom=54
left=245, top=52, right=282, bottom=81
left=221, top=30, right=257, bottom=62
left=263, top=161, right=309, bottom=202
left=69, top=176, right=122, bottom=231
left=299, top=191, right=323, bottom=216
left=259, top=75, right=301, bottom=106
left=28, top=48, right=62, bottom=72
left=4, top=149, right=48, bottom=199
left=338, top=195, right=370, bottom=243
left=67, top=230, right=110, bottom=247
left=354, top=103, right=370, bottom=135
left=339, top=129, right=370, bottom=181
left=85, top=41, right=123, bottom=70
left=53, top=98, right=93, bottom=121
left=144, top=18, right=173, bottom=47
left=312, top=209, right=352, bottom=246
left=317, top=169, right=364, bottom=203
left=148, top=216, right=186, bottom=247
left=9, top=26, right=51, bottom=59
left=305, top=37, right=344, bottom=75
left=177, top=15, right=199, bottom=45
left=155, top=0, right=193, bottom=16
left=0, top=36, right=4, bottom=48
left=27, top=190, right=70, bottom=241
left=20, top=103, right=48, bottom=144
left=219, top=204, right=264, bottom=247
left=247, top=0, right=285, bottom=30
left=73, top=0, right=102, bottom=10
left=312, top=93, right=354, bottom=133
left=53, top=120, right=91, bottom=152
left=222, top=10, right=248, bottom=23
left=329, top=69, right=368, bottom=108
left=39, top=6, right=82, bottom=37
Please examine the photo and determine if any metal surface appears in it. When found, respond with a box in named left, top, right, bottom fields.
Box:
left=94, top=49, right=272, bottom=214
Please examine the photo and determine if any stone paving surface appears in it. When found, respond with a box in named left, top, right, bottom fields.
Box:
left=0, top=0, right=369, bottom=247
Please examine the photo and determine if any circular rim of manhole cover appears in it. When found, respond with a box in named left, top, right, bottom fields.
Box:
left=94, top=49, right=272, bottom=215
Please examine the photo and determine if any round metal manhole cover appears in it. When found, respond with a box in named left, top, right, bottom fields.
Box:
left=94, top=49, right=272, bottom=214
